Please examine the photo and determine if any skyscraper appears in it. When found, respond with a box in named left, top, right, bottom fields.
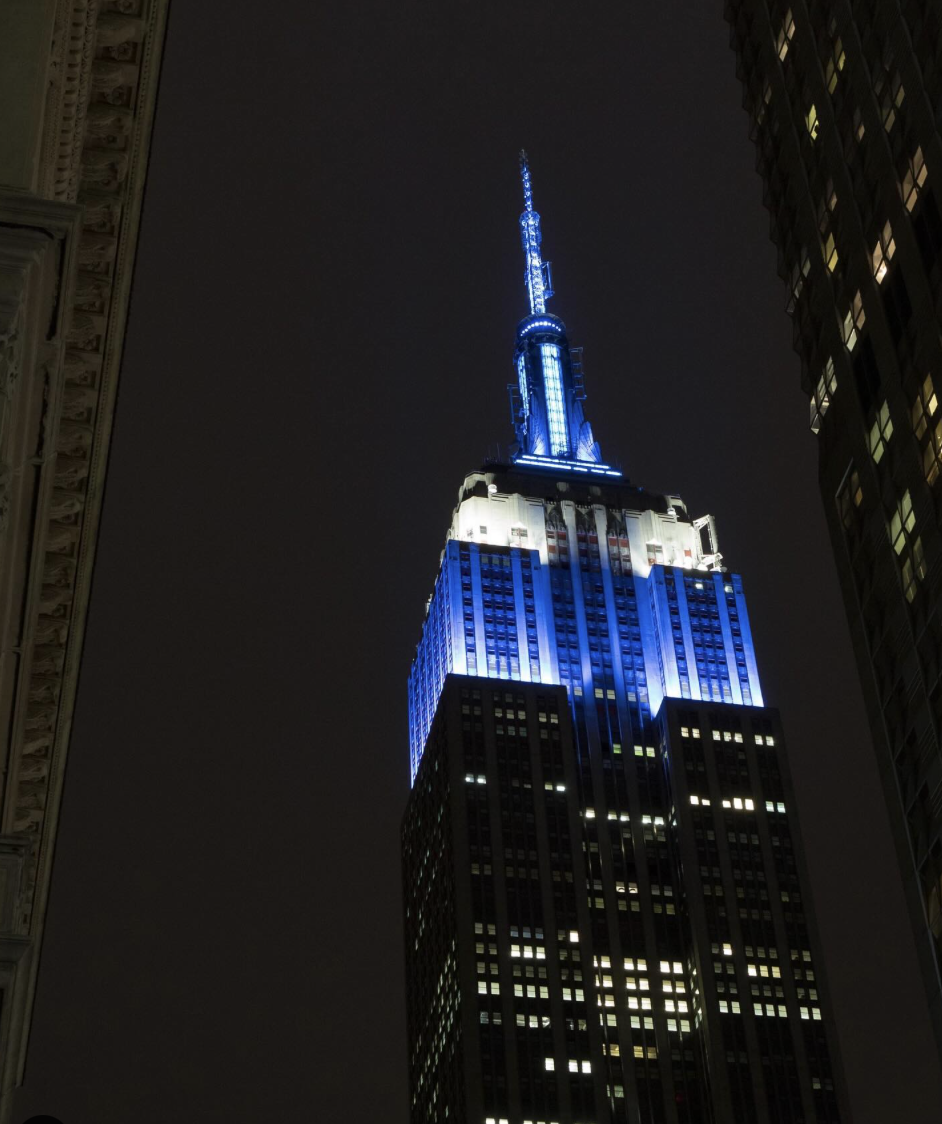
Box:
left=722, top=1, right=942, bottom=1055
left=0, top=5, right=169, bottom=1118
left=401, top=155, right=848, bottom=1124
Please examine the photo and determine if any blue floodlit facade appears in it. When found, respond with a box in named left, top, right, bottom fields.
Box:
left=407, top=153, right=761, bottom=784
left=402, top=154, right=845, bottom=1124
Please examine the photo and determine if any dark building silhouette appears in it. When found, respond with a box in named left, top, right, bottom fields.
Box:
left=401, top=156, right=847, bottom=1123
left=723, top=0, right=942, bottom=1053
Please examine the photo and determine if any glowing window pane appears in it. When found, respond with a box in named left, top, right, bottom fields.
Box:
left=540, top=343, right=568, bottom=455
left=516, top=353, right=529, bottom=418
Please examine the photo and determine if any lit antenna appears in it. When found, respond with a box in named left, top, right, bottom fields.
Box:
left=519, top=150, right=554, bottom=316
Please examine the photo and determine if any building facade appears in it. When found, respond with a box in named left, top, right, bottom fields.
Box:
left=0, top=2, right=169, bottom=1116
left=723, top=0, right=942, bottom=1054
left=401, top=156, right=847, bottom=1123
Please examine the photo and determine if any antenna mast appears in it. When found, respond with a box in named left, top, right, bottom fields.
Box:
left=518, top=150, right=554, bottom=316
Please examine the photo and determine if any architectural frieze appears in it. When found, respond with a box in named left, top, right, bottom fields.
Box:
left=0, top=0, right=170, bottom=1111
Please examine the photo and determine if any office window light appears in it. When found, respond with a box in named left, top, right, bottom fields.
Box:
left=869, top=401, right=893, bottom=463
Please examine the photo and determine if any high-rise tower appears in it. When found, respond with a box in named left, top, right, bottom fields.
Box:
left=722, top=1, right=942, bottom=1057
left=402, top=155, right=847, bottom=1124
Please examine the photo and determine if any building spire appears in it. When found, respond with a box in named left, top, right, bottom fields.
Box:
left=510, top=153, right=618, bottom=475
left=519, top=150, right=554, bottom=316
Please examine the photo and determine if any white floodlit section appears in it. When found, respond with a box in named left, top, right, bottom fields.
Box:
left=447, top=472, right=720, bottom=579
left=540, top=342, right=568, bottom=455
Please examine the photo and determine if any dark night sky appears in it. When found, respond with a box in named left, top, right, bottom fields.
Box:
left=15, top=3, right=942, bottom=1121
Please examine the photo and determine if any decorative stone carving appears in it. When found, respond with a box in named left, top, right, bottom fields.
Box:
left=56, top=423, right=93, bottom=456
left=63, top=348, right=100, bottom=385
left=37, top=586, right=73, bottom=617
left=65, top=312, right=102, bottom=349
left=43, top=1, right=101, bottom=200
left=89, top=59, right=137, bottom=99
left=95, top=13, right=145, bottom=47
left=45, top=524, right=80, bottom=554
left=73, top=271, right=111, bottom=311
left=48, top=489, right=84, bottom=520
left=32, top=618, right=68, bottom=647
left=52, top=455, right=90, bottom=490
left=61, top=385, right=96, bottom=419
left=78, top=191, right=122, bottom=231
left=0, top=3, right=171, bottom=1112
left=77, top=232, right=117, bottom=268
left=30, top=650, right=64, bottom=678
left=84, top=103, right=133, bottom=143
left=80, top=148, right=129, bottom=189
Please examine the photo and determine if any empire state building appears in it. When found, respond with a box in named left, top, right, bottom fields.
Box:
left=401, top=155, right=847, bottom=1124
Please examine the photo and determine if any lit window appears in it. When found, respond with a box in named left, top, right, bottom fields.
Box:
left=871, top=221, right=896, bottom=283
left=890, top=491, right=916, bottom=556
left=786, top=249, right=810, bottom=313
left=912, top=376, right=942, bottom=484
left=842, top=290, right=865, bottom=351
left=901, top=146, right=928, bottom=212
left=805, top=104, right=819, bottom=140
left=809, top=359, right=840, bottom=429
left=825, top=28, right=845, bottom=93
left=540, top=343, right=568, bottom=456
left=516, top=353, right=529, bottom=419
left=837, top=466, right=863, bottom=531
left=853, top=106, right=865, bottom=142
left=776, top=9, right=795, bottom=60
left=869, top=400, right=893, bottom=463
left=876, top=68, right=905, bottom=131
left=913, top=375, right=939, bottom=439
left=822, top=231, right=838, bottom=273
left=902, top=538, right=926, bottom=602
left=545, top=1057, right=555, bottom=1071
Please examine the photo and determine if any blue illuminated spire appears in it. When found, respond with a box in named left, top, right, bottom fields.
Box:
left=510, top=153, right=617, bottom=476
left=519, top=150, right=554, bottom=316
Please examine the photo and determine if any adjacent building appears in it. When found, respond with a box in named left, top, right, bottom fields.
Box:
left=402, top=155, right=847, bottom=1123
left=0, top=2, right=169, bottom=1116
left=723, top=0, right=942, bottom=1054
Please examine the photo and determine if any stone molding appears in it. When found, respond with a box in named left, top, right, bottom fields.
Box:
left=0, top=0, right=170, bottom=1111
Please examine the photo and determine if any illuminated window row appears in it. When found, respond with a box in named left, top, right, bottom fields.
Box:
left=511, top=944, right=546, bottom=960
left=711, top=730, right=744, bottom=743
left=755, top=1003, right=789, bottom=1018
left=747, top=963, right=782, bottom=979
left=514, top=984, right=550, bottom=998
left=545, top=1058, right=592, bottom=1073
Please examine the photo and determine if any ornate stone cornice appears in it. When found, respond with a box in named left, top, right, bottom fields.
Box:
left=0, top=0, right=170, bottom=1109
